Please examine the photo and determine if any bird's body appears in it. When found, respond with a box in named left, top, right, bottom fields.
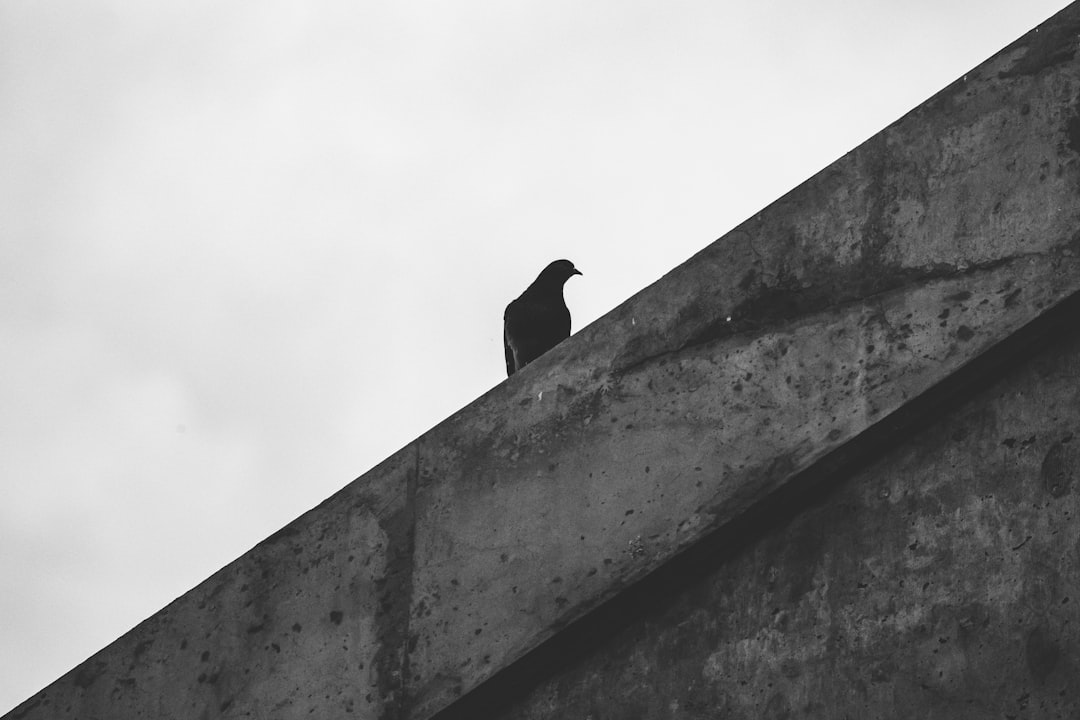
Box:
left=503, top=259, right=582, bottom=376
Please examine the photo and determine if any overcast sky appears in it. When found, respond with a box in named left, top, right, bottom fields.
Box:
left=0, top=0, right=1071, bottom=712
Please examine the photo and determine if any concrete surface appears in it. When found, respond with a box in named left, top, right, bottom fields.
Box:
left=8, top=3, right=1080, bottom=719
left=491, top=280, right=1080, bottom=720
left=7, top=445, right=417, bottom=719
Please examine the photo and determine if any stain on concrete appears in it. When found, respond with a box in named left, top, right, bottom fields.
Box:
left=1066, top=111, right=1080, bottom=157
left=372, top=450, right=419, bottom=718
left=1040, top=439, right=1075, bottom=498
left=1025, top=625, right=1061, bottom=682
left=998, top=16, right=1080, bottom=79
left=71, top=660, right=107, bottom=690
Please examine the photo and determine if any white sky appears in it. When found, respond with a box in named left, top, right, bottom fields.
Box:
left=0, top=0, right=1071, bottom=712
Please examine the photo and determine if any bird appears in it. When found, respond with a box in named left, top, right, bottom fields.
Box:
left=503, top=259, right=582, bottom=377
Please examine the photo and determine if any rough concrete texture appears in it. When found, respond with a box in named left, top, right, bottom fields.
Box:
left=409, top=259, right=1080, bottom=719
left=407, top=4, right=1080, bottom=715
left=491, top=287, right=1080, bottom=720
left=8, top=3, right=1080, bottom=720
left=7, top=445, right=418, bottom=719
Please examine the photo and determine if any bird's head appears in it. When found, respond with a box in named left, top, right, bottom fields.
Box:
left=538, top=259, right=582, bottom=286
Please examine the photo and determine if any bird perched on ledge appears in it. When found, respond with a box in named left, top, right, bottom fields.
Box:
left=503, top=259, right=582, bottom=377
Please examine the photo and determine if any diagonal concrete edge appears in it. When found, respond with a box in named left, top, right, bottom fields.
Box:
left=430, top=281, right=1080, bottom=720
left=410, top=262, right=1080, bottom=717
left=404, top=3, right=1080, bottom=716
left=7, top=4, right=1080, bottom=720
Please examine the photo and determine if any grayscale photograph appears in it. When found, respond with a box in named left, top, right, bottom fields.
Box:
left=2, top=1, right=1077, bottom=717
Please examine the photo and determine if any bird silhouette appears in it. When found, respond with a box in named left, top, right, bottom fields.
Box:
left=503, top=259, right=582, bottom=377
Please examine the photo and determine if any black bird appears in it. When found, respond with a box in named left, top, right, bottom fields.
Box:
left=503, top=259, right=582, bottom=377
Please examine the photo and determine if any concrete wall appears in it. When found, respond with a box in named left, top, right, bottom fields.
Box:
left=8, top=3, right=1080, bottom=720
left=491, top=290, right=1080, bottom=720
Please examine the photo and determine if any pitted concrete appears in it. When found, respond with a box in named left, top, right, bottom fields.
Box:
left=407, top=256, right=1080, bottom=715
left=7, top=446, right=417, bottom=720
left=406, top=3, right=1080, bottom=712
left=8, top=4, right=1080, bottom=720
left=491, top=279, right=1080, bottom=720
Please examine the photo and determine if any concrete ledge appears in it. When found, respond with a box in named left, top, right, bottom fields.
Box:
left=409, top=256, right=1080, bottom=716
left=8, top=3, right=1080, bottom=720
left=5, top=447, right=417, bottom=719
left=407, top=3, right=1080, bottom=713
left=433, top=278, right=1080, bottom=718
left=482, top=262, right=1080, bottom=720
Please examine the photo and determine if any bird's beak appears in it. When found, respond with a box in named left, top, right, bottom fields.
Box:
left=573, top=268, right=583, bottom=276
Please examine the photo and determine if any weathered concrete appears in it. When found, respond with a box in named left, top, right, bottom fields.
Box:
left=408, top=259, right=1080, bottom=718
left=8, top=3, right=1080, bottom=719
left=491, top=285, right=1080, bottom=720
left=7, top=447, right=416, bottom=719
left=406, top=3, right=1080, bottom=714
